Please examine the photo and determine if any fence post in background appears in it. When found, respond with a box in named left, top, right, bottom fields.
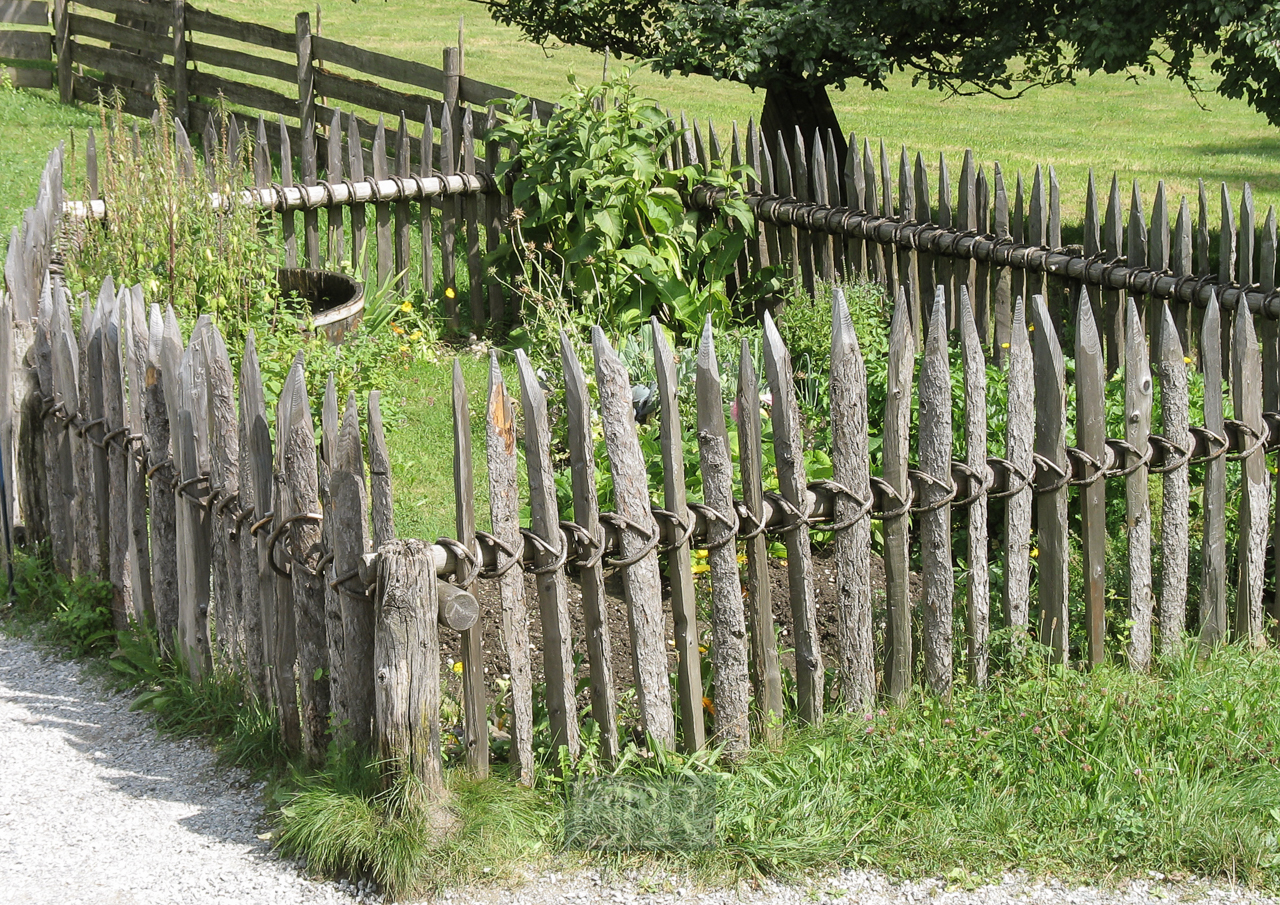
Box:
left=278, top=354, right=330, bottom=765
left=694, top=320, right=750, bottom=757
left=515, top=350, right=580, bottom=761
left=235, top=332, right=267, bottom=701
left=935, top=152, right=952, bottom=330
left=1031, top=293, right=1069, bottom=662
left=992, top=164, right=1011, bottom=365
left=280, top=116, right=298, bottom=268
left=1103, top=176, right=1124, bottom=375
left=485, top=352, right=534, bottom=784
left=327, top=109, right=344, bottom=266
left=1075, top=288, right=1107, bottom=667
left=394, top=113, right=411, bottom=297
left=463, top=107, right=484, bottom=329
left=919, top=288, right=954, bottom=695
left=1027, top=168, right=1048, bottom=308
left=347, top=116, right=367, bottom=281
left=1003, top=294, right=1033, bottom=642
left=913, top=154, right=934, bottom=320
left=1231, top=298, right=1267, bottom=648
left=439, top=89, right=459, bottom=329
left=419, top=106, right=436, bottom=302
left=484, top=106, right=504, bottom=327
left=829, top=289, right=874, bottom=707
left=1157, top=301, right=1189, bottom=657
left=735, top=337, right=782, bottom=738
left=957, top=152, right=977, bottom=326
left=372, top=118, right=392, bottom=289
left=1123, top=298, right=1153, bottom=671
left=172, top=0, right=189, bottom=130
left=296, top=12, right=319, bottom=267
left=375, top=539, right=443, bottom=793
left=451, top=360, right=488, bottom=776
left=843, top=132, right=863, bottom=276
left=333, top=393, right=375, bottom=747
left=54, top=0, right=71, bottom=105
left=1148, top=183, right=1170, bottom=360
left=561, top=334, right=621, bottom=762
left=883, top=290, right=914, bottom=702
left=896, top=149, right=917, bottom=336
left=762, top=312, right=823, bottom=722
left=1219, top=185, right=1236, bottom=376
left=975, top=168, right=991, bottom=349
left=958, top=287, right=990, bottom=685
left=1199, top=293, right=1227, bottom=645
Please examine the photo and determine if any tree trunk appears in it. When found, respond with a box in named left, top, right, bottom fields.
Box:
left=760, top=83, right=847, bottom=166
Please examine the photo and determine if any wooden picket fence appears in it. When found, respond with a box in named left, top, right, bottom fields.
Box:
left=4, top=1, right=1280, bottom=786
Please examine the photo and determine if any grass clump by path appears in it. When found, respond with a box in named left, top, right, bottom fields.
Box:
left=9, top=554, right=1280, bottom=897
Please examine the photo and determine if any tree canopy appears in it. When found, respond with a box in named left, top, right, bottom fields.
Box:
left=483, top=0, right=1280, bottom=142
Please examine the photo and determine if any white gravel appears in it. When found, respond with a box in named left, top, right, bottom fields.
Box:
left=3, top=629, right=1279, bottom=905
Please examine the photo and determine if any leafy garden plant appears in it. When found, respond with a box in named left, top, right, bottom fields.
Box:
left=491, top=69, right=777, bottom=345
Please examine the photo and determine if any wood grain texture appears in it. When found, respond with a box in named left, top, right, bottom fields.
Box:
left=762, top=311, right=822, bottom=722
left=1030, top=293, right=1069, bottom=662
left=1103, top=176, right=1124, bottom=375
left=735, top=337, right=783, bottom=735
left=1231, top=295, right=1267, bottom=647
left=1199, top=293, right=1227, bottom=645
left=1003, top=294, right=1033, bottom=640
left=590, top=329, right=677, bottom=748
left=279, top=355, right=330, bottom=764
left=694, top=320, right=750, bottom=757
left=101, top=288, right=132, bottom=628
left=334, top=392, right=375, bottom=747
left=485, top=352, right=533, bottom=783
left=123, top=286, right=152, bottom=623
left=1124, top=297, right=1154, bottom=671
left=958, top=286, right=990, bottom=685
left=452, top=359, right=488, bottom=775
left=1156, top=302, right=1189, bottom=657
left=319, top=377, right=347, bottom=733
left=79, top=290, right=104, bottom=578
left=560, top=333, right=620, bottom=762
left=203, top=321, right=242, bottom=664
left=375, top=539, right=443, bottom=792
left=145, top=304, right=177, bottom=654
left=991, top=164, right=1011, bottom=365
left=235, top=330, right=267, bottom=700
left=515, top=349, right=580, bottom=761
left=919, top=287, right=953, bottom=696
left=883, top=289, right=914, bottom=701
left=366, top=389, right=395, bottom=549
left=176, top=318, right=212, bottom=678
left=1075, top=288, right=1107, bottom=667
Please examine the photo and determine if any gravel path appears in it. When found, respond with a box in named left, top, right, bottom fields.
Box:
left=3, top=630, right=1279, bottom=905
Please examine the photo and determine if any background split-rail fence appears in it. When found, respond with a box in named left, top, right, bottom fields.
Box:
left=2, top=0, right=1280, bottom=788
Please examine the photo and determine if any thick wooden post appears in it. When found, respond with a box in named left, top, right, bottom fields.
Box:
left=1031, top=293, right=1069, bottom=662
left=145, top=305, right=178, bottom=653
left=883, top=289, right=914, bottom=701
left=958, top=286, right=990, bottom=685
left=1199, top=293, right=1227, bottom=645
left=376, top=539, right=443, bottom=794
left=1075, top=288, right=1107, bottom=667
left=1004, top=294, right=1034, bottom=640
left=236, top=332, right=268, bottom=701
left=1124, top=298, right=1154, bottom=671
left=333, top=392, right=375, bottom=746
left=1157, top=302, right=1189, bottom=657
left=204, top=323, right=242, bottom=664
left=1231, top=297, right=1267, bottom=648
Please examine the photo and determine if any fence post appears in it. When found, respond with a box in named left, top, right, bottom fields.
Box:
left=295, top=12, right=319, bottom=266
left=172, top=0, right=189, bottom=130
left=54, top=0, right=71, bottom=105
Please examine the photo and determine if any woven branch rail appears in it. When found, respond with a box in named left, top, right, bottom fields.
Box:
left=689, top=186, right=1280, bottom=320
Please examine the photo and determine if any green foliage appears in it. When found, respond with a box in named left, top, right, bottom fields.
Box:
left=487, top=0, right=1280, bottom=127
left=491, top=70, right=775, bottom=345
left=9, top=549, right=114, bottom=657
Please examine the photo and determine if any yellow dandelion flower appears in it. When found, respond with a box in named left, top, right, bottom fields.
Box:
left=691, top=562, right=710, bottom=575
left=452, top=661, right=464, bottom=674
left=1002, top=342, right=1011, bottom=349
left=398, top=344, right=409, bottom=353
left=392, top=323, right=404, bottom=334
left=693, top=548, right=709, bottom=559
left=410, top=330, right=423, bottom=341
left=1028, top=323, right=1036, bottom=332
left=1030, top=547, right=1040, bottom=559
left=445, top=286, right=456, bottom=299
left=400, top=300, right=414, bottom=313
left=702, top=696, right=716, bottom=716
left=1184, top=356, right=1193, bottom=364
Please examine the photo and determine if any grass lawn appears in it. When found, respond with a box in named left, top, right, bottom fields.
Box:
left=198, top=0, right=1280, bottom=222
left=0, top=86, right=97, bottom=234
